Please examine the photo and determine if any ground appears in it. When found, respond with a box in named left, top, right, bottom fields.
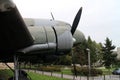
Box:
left=0, top=63, right=14, bottom=69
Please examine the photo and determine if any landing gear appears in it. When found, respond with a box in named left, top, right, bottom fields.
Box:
left=14, top=55, right=19, bottom=80
left=5, top=55, right=31, bottom=80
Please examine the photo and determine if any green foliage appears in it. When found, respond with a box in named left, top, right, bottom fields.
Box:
left=71, top=67, right=103, bottom=76
left=38, top=66, right=61, bottom=72
left=114, top=61, right=120, bottom=68
left=57, top=55, right=72, bottom=65
left=0, top=69, right=13, bottom=80
left=73, top=36, right=103, bottom=67
left=102, top=37, right=116, bottom=69
left=0, top=69, right=68, bottom=80
left=73, top=40, right=88, bottom=66
left=87, top=36, right=101, bottom=65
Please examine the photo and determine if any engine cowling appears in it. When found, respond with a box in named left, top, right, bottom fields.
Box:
left=53, top=26, right=73, bottom=54
left=26, top=26, right=73, bottom=55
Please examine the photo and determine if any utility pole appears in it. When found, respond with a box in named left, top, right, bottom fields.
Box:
left=86, top=48, right=91, bottom=80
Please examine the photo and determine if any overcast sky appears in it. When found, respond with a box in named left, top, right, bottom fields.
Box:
left=13, top=0, right=120, bottom=49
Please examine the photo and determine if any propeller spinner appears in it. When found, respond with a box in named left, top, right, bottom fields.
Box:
left=71, top=7, right=82, bottom=35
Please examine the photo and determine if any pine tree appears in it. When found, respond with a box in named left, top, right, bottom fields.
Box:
left=102, top=37, right=116, bottom=69
left=87, top=36, right=99, bottom=66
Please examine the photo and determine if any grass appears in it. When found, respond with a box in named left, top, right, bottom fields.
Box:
left=96, top=67, right=116, bottom=75
left=60, top=67, right=115, bottom=75
left=28, top=72, right=69, bottom=80
left=61, top=68, right=73, bottom=75
left=0, top=69, right=69, bottom=80
left=0, top=66, right=115, bottom=80
left=0, top=69, right=13, bottom=80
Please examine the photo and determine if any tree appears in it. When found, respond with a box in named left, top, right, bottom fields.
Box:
left=73, top=40, right=88, bottom=66
left=73, top=36, right=103, bottom=67
left=102, top=37, right=116, bottom=69
left=86, top=36, right=102, bottom=66
left=95, top=43, right=103, bottom=66
left=58, top=55, right=72, bottom=65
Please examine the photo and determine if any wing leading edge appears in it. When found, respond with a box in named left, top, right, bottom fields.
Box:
left=0, top=0, right=33, bottom=55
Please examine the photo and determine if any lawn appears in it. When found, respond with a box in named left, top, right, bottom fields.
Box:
left=0, top=67, right=115, bottom=80
left=61, top=68, right=73, bottom=75
left=0, top=69, right=13, bottom=80
left=60, top=67, right=115, bottom=75
left=0, top=69, right=69, bottom=80
left=28, top=72, right=69, bottom=80
left=96, top=67, right=115, bottom=75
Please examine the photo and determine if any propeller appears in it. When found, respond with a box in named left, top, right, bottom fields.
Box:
left=71, top=7, right=83, bottom=78
left=71, top=7, right=82, bottom=35
left=51, top=12, right=55, bottom=20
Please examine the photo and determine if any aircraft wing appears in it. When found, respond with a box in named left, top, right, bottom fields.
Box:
left=0, top=0, right=85, bottom=63
left=0, top=1, right=33, bottom=55
left=0, top=0, right=72, bottom=62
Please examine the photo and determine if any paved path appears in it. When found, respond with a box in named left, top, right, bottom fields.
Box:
left=25, top=70, right=120, bottom=80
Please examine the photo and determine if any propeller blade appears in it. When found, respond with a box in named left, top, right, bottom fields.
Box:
left=51, top=12, right=55, bottom=20
left=71, top=7, right=82, bottom=35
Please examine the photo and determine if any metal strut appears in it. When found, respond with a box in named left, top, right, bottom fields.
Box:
left=4, top=63, right=14, bottom=73
left=72, top=50, right=77, bottom=79
left=14, top=55, right=19, bottom=80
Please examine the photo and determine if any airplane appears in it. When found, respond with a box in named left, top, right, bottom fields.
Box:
left=0, top=0, right=85, bottom=80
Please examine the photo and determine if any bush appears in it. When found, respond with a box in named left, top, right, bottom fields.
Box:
left=90, top=68, right=103, bottom=76
left=38, top=66, right=61, bottom=72
left=71, top=67, right=103, bottom=76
